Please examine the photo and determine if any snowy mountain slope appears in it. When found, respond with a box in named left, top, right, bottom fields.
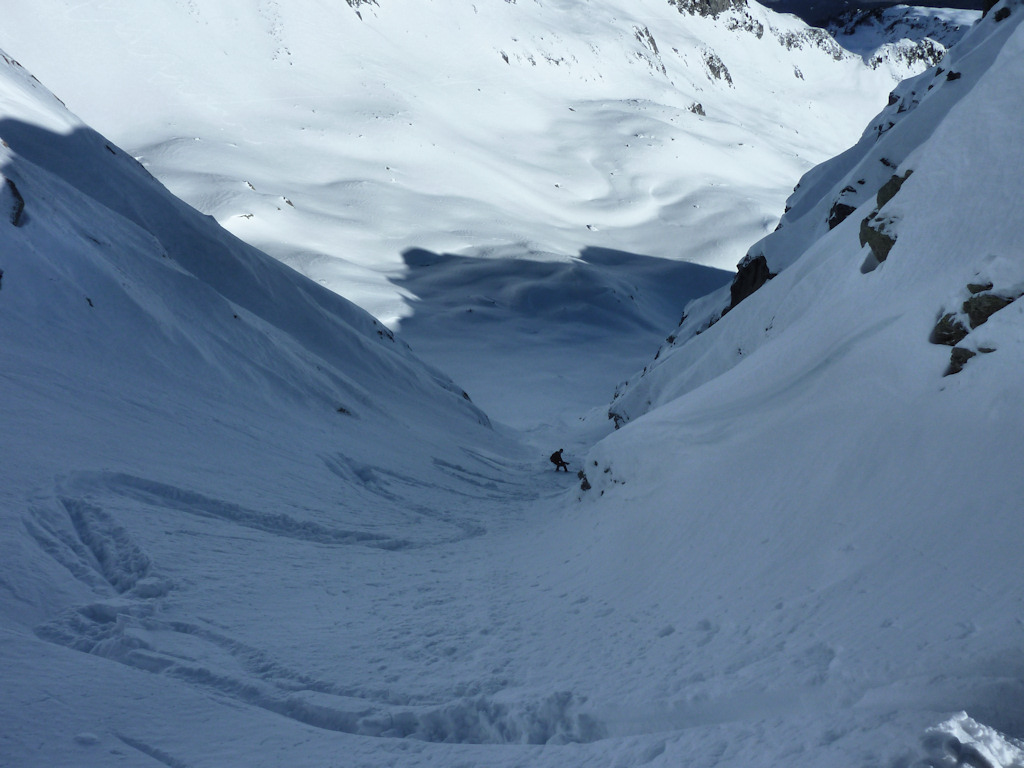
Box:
left=764, top=0, right=983, bottom=26
left=829, top=4, right=981, bottom=71
left=609, top=0, right=1011, bottom=423
left=0, top=49, right=568, bottom=766
left=0, top=0, right=940, bottom=329
left=0, top=50, right=487, bottom=430
left=4, top=4, right=1022, bottom=768
left=545, top=0, right=1024, bottom=763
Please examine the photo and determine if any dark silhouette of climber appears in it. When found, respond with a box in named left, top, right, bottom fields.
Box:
left=550, top=448, right=570, bottom=472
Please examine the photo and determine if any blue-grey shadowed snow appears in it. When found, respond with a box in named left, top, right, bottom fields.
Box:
left=765, top=0, right=982, bottom=27
left=393, top=246, right=730, bottom=429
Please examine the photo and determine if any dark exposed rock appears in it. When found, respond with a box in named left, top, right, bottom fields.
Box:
left=859, top=215, right=897, bottom=262
left=857, top=171, right=912, bottom=265
left=725, top=11, right=764, bottom=37
left=688, top=102, right=706, bottom=116
left=702, top=49, right=733, bottom=85
left=868, top=39, right=945, bottom=72
left=345, top=0, right=377, bottom=18
left=727, top=253, right=774, bottom=312
left=963, top=293, right=1013, bottom=328
left=945, top=346, right=976, bottom=376
left=668, top=0, right=746, bottom=18
left=775, top=28, right=846, bottom=60
left=876, top=170, right=913, bottom=209
left=4, top=178, right=24, bottom=226
left=994, top=7, right=1011, bottom=21
left=634, top=26, right=660, bottom=55
left=967, top=282, right=994, bottom=294
left=828, top=202, right=857, bottom=230
left=946, top=71, right=962, bottom=81
left=930, top=313, right=969, bottom=346
left=577, top=470, right=591, bottom=491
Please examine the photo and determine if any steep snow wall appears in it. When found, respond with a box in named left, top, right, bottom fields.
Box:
left=563, top=2, right=1024, bottom=762
left=609, top=0, right=1017, bottom=423
left=0, top=45, right=513, bottom=631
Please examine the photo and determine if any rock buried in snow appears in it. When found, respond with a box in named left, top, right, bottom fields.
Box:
left=962, top=293, right=1013, bottom=328
left=577, top=470, right=591, bottom=491
left=3, top=177, right=24, bottom=226
left=876, top=169, right=913, bottom=209
left=945, top=346, right=977, bottom=376
left=919, top=712, right=1024, bottom=767
left=930, top=313, right=969, bottom=346
left=827, top=201, right=857, bottom=230
left=859, top=213, right=897, bottom=263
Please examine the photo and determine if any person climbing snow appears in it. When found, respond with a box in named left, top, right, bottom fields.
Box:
left=550, top=448, right=570, bottom=472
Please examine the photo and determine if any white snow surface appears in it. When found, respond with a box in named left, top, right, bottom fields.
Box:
left=4, top=2, right=1024, bottom=768
left=0, top=0, right=926, bottom=328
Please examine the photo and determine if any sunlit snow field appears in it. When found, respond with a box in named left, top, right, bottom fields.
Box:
left=4, top=2, right=1023, bottom=768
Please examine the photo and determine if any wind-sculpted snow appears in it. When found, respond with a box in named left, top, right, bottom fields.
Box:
left=0, top=0, right=940, bottom=326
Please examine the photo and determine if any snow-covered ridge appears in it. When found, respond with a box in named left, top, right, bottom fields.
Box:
left=609, top=0, right=1014, bottom=424
left=829, top=4, right=982, bottom=72
left=560, top=3, right=1024, bottom=763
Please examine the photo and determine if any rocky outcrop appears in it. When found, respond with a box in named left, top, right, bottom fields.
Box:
left=774, top=28, right=846, bottom=61
left=963, top=293, right=1013, bottom=328
left=876, top=169, right=913, bottom=208
left=725, top=11, right=765, bottom=38
left=930, top=282, right=1021, bottom=375
left=726, top=253, right=774, bottom=312
left=929, top=313, right=969, bottom=346
left=859, top=214, right=897, bottom=263
left=702, top=49, right=733, bottom=85
left=668, top=0, right=746, bottom=19
left=828, top=5, right=978, bottom=77
left=946, top=346, right=976, bottom=375
left=859, top=170, right=913, bottom=268
left=828, top=201, right=856, bottom=230
left=3, top=177, right=24, bottom=226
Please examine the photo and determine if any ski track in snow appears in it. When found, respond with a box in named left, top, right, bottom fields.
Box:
left=25, top=461, right=614, bottom=750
